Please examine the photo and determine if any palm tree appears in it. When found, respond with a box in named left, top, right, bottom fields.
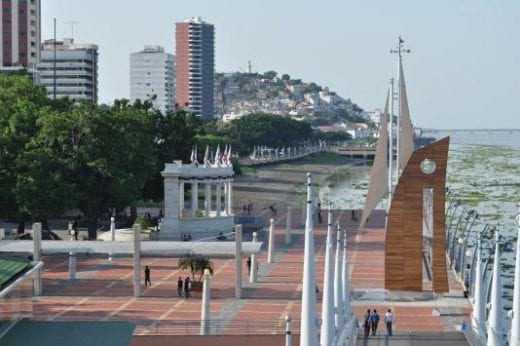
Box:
left=178, top=254, right=214, bottom=281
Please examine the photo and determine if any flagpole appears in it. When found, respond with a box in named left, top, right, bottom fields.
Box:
left=390, top=36, right=410, bottom=177
left=388, top=78, right=394, bottom=197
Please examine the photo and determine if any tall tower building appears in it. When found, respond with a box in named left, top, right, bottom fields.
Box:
left=175, top=17, right=214, bottom=117
left=37, top=38, right=98, bottom=102
left=0, top=0, right=41, bottom=69
left=130, top=45, right=175, bottom=114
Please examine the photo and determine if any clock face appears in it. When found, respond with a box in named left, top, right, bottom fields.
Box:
left=420, top=159, right=436, bottom=174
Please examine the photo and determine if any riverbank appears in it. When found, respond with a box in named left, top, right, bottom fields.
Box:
left=233, top=152, right=365, bottom=213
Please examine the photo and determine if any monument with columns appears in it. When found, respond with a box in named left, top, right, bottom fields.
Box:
left=160, top=160, right=235, bottom=240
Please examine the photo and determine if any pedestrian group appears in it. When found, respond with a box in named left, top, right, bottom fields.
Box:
left=363, top=308, right=394, bottom=337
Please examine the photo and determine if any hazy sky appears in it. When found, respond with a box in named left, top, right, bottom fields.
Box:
left=42, top=0, right=519, bottom=129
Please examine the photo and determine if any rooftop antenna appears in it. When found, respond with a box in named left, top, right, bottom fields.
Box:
left=63, top=20, right=80, bottom=39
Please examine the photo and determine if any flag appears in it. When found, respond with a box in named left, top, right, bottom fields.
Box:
left=214, top=145, right=220, bottom=165
left=203, top=146, right=209, bottom=166
left=194, top=145, right=199, bottom=166
left=190, top=147, right=195, bottom=164
left=222, top=145, right=228, bottom=163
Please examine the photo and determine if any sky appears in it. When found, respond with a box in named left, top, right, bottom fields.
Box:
left=41, top=0, right=520, bottom=129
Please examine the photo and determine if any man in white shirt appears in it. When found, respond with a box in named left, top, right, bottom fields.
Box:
left=384, top=309, right=394, bottom=336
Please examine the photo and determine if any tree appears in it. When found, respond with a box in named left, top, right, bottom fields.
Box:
left=178, top=254, right=214, bottom=281
left=0, top=73, right=49, bottom=230
left=262, top=71, right=277, bottom=80
left=29, top=100, right=157, bottom=239
left=281, top=73, right=290, bottom=81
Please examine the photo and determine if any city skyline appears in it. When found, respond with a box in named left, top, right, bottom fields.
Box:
left=41, top=0, right=520, bottom=129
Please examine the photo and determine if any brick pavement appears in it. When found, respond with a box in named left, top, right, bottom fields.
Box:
left=31, top=208, right=471, bottom=338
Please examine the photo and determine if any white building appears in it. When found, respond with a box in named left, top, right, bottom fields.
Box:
left=130, top=46, right=175, bottom=114
left=37, top=38, right=98, bottom=102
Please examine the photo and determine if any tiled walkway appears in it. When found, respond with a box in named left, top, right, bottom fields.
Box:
left=32, top=209, right=471, bottom=337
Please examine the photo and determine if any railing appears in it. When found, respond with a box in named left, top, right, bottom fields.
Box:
left=32, top=316, right=302, bottom=336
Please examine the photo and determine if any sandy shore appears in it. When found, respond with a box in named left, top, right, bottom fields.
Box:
left=233, top=152, right=361, bottom=213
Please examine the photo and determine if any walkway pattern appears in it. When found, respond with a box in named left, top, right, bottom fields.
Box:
left=29, top=208, right=471, bottom=338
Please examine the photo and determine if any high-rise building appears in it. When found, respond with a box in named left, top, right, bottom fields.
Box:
left=37, top=38, right=98, bottom=102
left=130, top=45, right=175, bottom=114
left=0, top=0, right=41, bottom=69
left=175, top=17, right=214, bottom=117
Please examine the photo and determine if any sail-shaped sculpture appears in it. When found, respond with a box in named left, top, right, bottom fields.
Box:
left=358, top=93, right=389, bottom=229
left=398, top=60, right=415, bottom=172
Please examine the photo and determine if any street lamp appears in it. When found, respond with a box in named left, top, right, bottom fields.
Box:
left=458, top=212, right=480, bottom=275
left=450, top=208, right=476, bottom=268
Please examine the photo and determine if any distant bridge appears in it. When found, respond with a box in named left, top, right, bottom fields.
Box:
left=329, top=145, right=376, bottom=160
left=423, top=128, right=520, bottom=134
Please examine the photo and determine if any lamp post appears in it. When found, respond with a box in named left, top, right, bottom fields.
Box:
left=450, top=209, right=476, bottom=269
left=468, top=223, right=490, bottom=295
left=458, top=212, right=480, bottom=276
left=447, top=205, right=466, bottom=257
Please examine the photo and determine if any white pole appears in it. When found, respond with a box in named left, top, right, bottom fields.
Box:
left=191, top=180, right=198, bottom=218
left=388, top=78, right=394, bottom=194
left=301, top=201, right=306, bottom=227
left=472, top=238, right=485, bottom=340
left=320, top=206, right=334, bottom=346
left=268, top=218, right=275, bottom=263
left=250, top=231, right=258, bottom=283
left=286, top=206, right=292, bottom=245
left=235, top=224, right=242, bottom=299
left=333, top=222, right=344, bottom=333
left=299, top=173, right=319, bottom=346
left=32, top=222, right=42, bottom=296
left=286, top=315, right=292, bottom=346
left=68, top=252, right=76, bottom=280
left=510, top=204, right=520, bottom=346
left=205, top=182, right=211, bottom=216
left=487, top=231, right=504, bottom=346
left=216, top=180, right=222, bottom=217
left=200, top=268, right=211, bottom=335
left=396, top=45, right=401, bottom=176
left=341, top=228, right=352, bottom=320
left=109, top=216, right=115, bottom=261
left=133, top=224, right=141, bottom=298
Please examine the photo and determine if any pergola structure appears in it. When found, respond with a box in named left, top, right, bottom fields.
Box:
left=161, top=161, right=235, bottom=240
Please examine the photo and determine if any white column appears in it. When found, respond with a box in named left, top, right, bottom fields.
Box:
left=191, top=180, right=198, bottom=218
left=235, top=224, right=242, bottom=299
left=32, top=222, right=42, bottom=296
left=205, top=182, right=211, bottom=216
left=472, top=238, right=486, bottom=341
left=285, top=206, right=292, bottom=245
left=267, top=218, right=275, bottom=264
left=224, top=180, right=229, bottom=214
left=200, top=268, right=211, bottom=335
left=228, top=179, right=233, bottom=215
left=68, top=252, right=76, bottom=280
left=109, top=216, right=115, bottom=261
left=286, top=315, right=292, bottom=346
left=334, top=222, right=344, bottom=333
left=216, top=180, right=222, bottom=217
left=320, top=207, right=334, bottom=346
left=487, top=231, right=504, bottom=346
left=510, top=204, right=520, bottom=346
left=133, top=224, right=142, bottom=298
left=250, top=232, right=258, bottom=283
left=300, top=173, right=319, bottom=346
left=342, top=229, right=352, bottom=320
left=179, top=181, right=185, bottom=218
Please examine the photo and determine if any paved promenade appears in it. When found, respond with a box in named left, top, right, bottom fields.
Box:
left=32, top=208, right=471, bottom=342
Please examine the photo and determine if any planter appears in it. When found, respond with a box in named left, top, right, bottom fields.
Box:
left=190, top=281, right=203, bottom=292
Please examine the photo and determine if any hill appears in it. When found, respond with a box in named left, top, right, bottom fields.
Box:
left=214, top=71, right=366, bottom=125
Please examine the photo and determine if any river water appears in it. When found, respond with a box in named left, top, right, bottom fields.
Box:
left=323, top=130, right=520, bottom=306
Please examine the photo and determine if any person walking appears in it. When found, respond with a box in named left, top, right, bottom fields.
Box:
left=384, top=308, right=394, bottom=336
left=177, top=277, right=184, bottom=298
left=364, top=309, right=371, bottom=337
left=144, top=265, right=151, bottom=287
left=370, top=309, right=380, bottom=336
left=184, top=276, right=192, bottom=299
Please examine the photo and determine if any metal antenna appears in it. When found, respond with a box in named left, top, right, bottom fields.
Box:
left=63, top=20, right=80, bottom=39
